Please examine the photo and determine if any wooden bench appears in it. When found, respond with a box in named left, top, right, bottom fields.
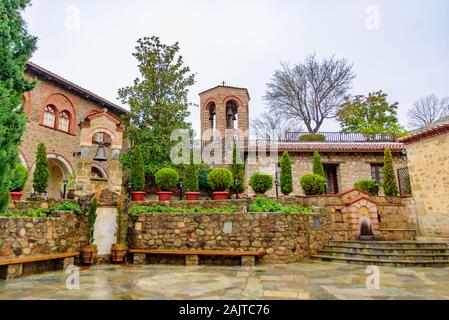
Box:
left=0, top=252, right=79, bottom=280
left=129, top=249, right=265, bottom=266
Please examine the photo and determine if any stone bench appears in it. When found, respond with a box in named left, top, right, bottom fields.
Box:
left=129, top=249, right=265, bottom=266
left=0, top=252, right=79, bottom=279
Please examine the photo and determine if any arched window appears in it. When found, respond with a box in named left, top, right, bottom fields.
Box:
left=92, top=132, right=112, bottom=146
left=91, top=166, right=106, bottom=179
left=226, top=100, right=238, bottom=129
left=58, top=111, right=71, bottom=133
left=43, top=105, right=56, bottom=128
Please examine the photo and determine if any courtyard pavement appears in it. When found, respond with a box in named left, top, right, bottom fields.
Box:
left=1, top=260, right=448, bottom=300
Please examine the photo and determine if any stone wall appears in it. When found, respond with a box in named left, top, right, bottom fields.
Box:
left=405, top=132, right=449, bottom=238
left=245, top=152, right=408, bottom=197
left=0, top=212, right=82, bottom=260
left=129, top=212, right=333, bottom=264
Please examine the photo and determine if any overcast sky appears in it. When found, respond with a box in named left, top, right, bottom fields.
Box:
left=23, top=0, right=449, bottom=133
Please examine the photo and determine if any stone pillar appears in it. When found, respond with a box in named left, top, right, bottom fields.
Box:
left=6, top=264, right=23, bottom=279
left=133, top=253, right=146, bottom=265
left=241, top=256, right=256, bottom=267
left=185, top=255, right=199, bottom=266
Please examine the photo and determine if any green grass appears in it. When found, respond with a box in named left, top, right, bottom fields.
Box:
left=0, top=208, right=48, bottom=218
left=249, top=198, right=313, bottom=214
left=49, top=202, right=81, bottom=213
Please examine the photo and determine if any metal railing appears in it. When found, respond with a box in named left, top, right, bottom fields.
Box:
left=285, top=132, right=397, bottom=142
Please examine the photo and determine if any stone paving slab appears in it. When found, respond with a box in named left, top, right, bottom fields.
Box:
left=0, top=261, right=448, bottom=300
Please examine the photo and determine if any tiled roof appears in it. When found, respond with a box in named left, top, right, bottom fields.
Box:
left=399, top=117, right=449, bottom=144
left=26, top=62, right=128, bottom=115
left=199, top=85, right=250, bottom=100
left=245, top=142, right=405, bottom=153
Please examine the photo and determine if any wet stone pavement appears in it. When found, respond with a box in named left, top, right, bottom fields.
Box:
left=1, top=261, right=448, bottom=300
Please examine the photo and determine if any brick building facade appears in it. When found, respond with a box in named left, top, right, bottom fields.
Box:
left=19, top=62, right=127, bottom=198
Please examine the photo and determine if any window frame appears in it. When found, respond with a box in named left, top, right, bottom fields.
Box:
left=58, top=110, right=71, bottom=133
left=370, top=164, right=384, bottom=186
left=43, top=105, right=57, bottom=128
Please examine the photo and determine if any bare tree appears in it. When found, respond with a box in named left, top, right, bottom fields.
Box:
left=251, top=109, right=303, bottom=141
left=407, top=94, right=449, bottom=129
left=264, top=54, right=355, bottom=133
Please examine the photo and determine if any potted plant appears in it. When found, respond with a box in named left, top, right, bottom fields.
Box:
left=32, top=142, right=49, bottom=198
left=10, top=164, right=29, bottom=201
left=184, top=151, right=200, bottom=201
left=155, top=168, right=179, bottom=201
left=111, top=188, right=128, bottom=263
left=249, top=172, right=273, bottom=197
left=81, top=190, right=99, bottom=265
left=208, top=168, right=233, bottom=200
left=129, top=146, right=146, bottom=201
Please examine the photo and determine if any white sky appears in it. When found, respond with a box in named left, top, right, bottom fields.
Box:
left=23, top=0, right=449, bottom=133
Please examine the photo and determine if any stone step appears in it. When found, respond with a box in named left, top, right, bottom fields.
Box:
left=323, top=245, right=449, bottom=255
left=310, top=255, right=449, bottom=267
left=316, top=250, right=449, bottom=262
left=329, top=240, right=448, bottom=249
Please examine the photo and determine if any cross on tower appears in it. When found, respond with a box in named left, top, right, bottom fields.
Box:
left=221, top=81, right=226, bottom=86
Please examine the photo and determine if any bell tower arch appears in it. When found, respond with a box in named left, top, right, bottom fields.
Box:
left=199, top=85, right=250, bottom=142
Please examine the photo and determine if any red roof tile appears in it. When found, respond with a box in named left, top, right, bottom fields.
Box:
left=399, top=120, right=449, bottom=144
left=245, top=142, right=404, bottom=153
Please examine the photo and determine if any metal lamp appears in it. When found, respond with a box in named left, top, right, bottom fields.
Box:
left=63, top=178, right=68, bottom=199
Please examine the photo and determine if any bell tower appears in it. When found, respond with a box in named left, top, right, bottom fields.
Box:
left=199, top=85, right=250, bottom=142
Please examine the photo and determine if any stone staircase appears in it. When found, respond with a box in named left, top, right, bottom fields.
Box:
left=311, top=240, right=449, bottom=267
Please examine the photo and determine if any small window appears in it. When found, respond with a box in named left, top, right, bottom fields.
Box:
left=371, top=164, right=383, bottom=185
left=91, top=166, right=105, bottom=179
left=43, top=105, right=56, bottom=127
left=92, top=132, right=112, bottom=146
left=59, top=111, right=70, bottom=132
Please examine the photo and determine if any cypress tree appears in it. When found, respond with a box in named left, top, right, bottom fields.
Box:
left=0, top=0, right=37, bottom=210
left=129, top=146, right=145, bottom=191
left=313, top=151, right=325, bottom=177
left=184, top=150, right=199, bottom=192
left=383, top=148, right=399, bottom=196
left=32, top=143, right=49, bottom=194
left=231, top=144, right=245, bottom=194
left=280, top=151, right=293, bottom=195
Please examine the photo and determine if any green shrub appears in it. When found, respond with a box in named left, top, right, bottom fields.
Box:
left=299, top=133, right=326, bottom=142
left=383, top=148, right=399, bottom=196
left=87, top=194, right=99, bottom=245
left=0, top=208, right=47, bottom=218
left=231, top=144, right=245, bottom=194
left=184, top=149, right=199, bottom=192
left=207, top=168, right=233, bottom=192
left=198, top=168, right=212, bottom=192
left=129, top=146, right=145, bottom=192
left=155, top=168, right=179, bottom=191
left=32, top=142, right=49, bottom=193
left=354, top=179, right=379, bottom=196
left=280, top=152, right=293, bottom=195
left=129, top=204, right=238, bottom=216
left=10, top=164, right=29, bottom=192
left=49, top=202, right=81, bottom=213
left=249, top=198, right=312, bottom=214
left=249, top=172, right=273, bottom=195
left=312, top=151, right=325, bottom=177
left=300, top=174, right=325, bottom=195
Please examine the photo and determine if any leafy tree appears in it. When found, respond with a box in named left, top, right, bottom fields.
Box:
left=337, top=91, right=406, bottom=138
left=118, top=36, right=195, bottom=180
left=32, top=143, right=49, bottom=194
left=0, top=0, right=37, bottom=210
left=129, top=146, right=145, bottom=192
left=313, top=151, right=325, bottom=177
left=184, top=150, right=199, bottom=192
left=383, top=148, right=399, bottom=196
left=280, top=151, right=293, bottom=195
left=265, top=54, right=355, bottom=133
left=231, top=144, right=245, bottom=194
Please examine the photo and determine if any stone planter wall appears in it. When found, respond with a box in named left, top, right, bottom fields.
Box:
left=129, top=212, right=333, bottom=264
left=0, top=211, right=83, bottom=260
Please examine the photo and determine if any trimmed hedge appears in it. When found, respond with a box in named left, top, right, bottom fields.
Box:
left=300, top=174, right=325, bottom=195
left=231, top=144, right=245, bottom=194
left=354, top=179, right=379, bottom=196
left=249, top=172, right=273, bottom=195
left=32, top=142, right=49, bottom=193
left=207, top=168, right=233, bottom=192
left=155, top=168, right=179, bottom=191
left=184, top=150, right=199, bottom=192
left=299, top=133, right=326, bottom=142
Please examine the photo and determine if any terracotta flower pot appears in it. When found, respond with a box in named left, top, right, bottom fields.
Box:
left=184, top=192, right=200, bottom=201
left=81, top=244, right=97, bottom=265
left=111, top=244, right=127, bottom=263
left=130, top=191, right=145, bottom=201
left=10, top=192, right=22, bottom=201
left=67, top=189, right=76, bottom=199
left=212, top=191, right=229, bottom=200
left=157, top=191, right=172, bottom=201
